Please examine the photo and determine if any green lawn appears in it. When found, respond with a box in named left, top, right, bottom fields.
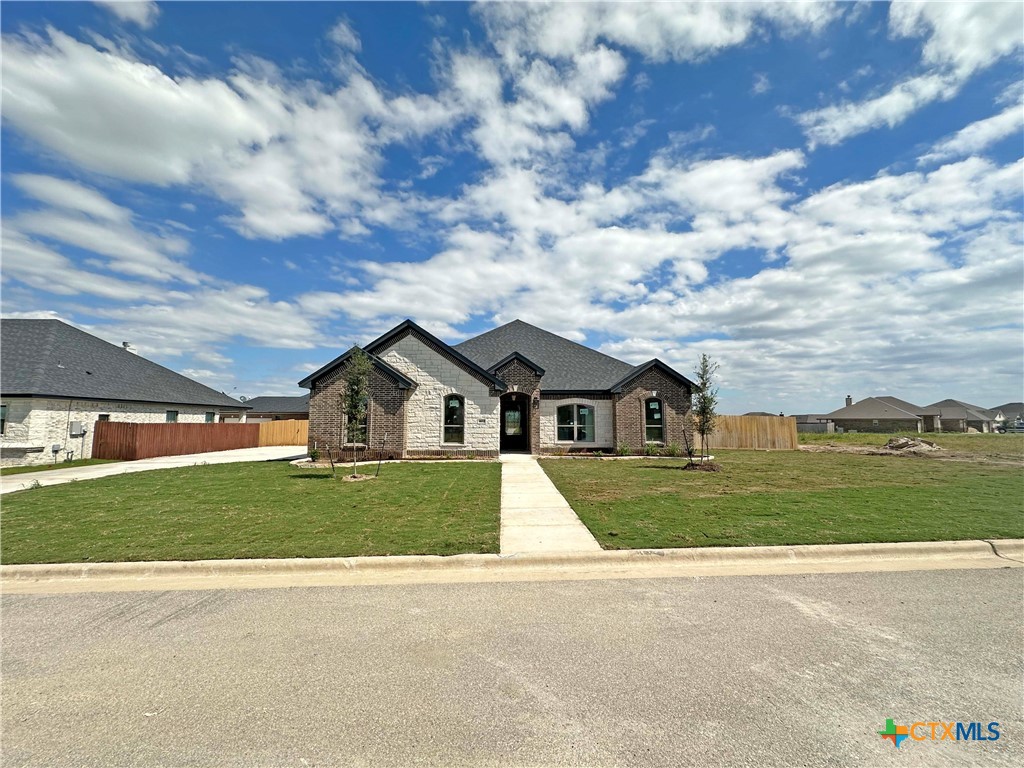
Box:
left=0, top=458, right=118, bottom=476
left=799, top=431, right=1024, bottom=460
left=0, top=462, right=500, bottom=564
left=539, top=451, right=1023, bottom=549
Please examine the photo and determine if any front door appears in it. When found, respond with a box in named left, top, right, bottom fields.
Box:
left=500, top=394, right=529, bottom=452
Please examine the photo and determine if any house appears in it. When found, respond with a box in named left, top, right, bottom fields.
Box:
left=300, top=319, right=696, bottom=458
left=926, top=399, right=1000, bottom=433
left=236, top=395, right=309, bottom=423
left=823, top=395, right=940, bottom=433
left=793, top=414, right=834, bottom=434
left=993, top=402, right=1024, bottom=423
left=1, top=319, right=248, bottom=466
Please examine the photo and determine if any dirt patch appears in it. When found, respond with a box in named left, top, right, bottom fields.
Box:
left=884, top=436, right=942, bottom=452
left=798, top=443, right=1022, bottom=467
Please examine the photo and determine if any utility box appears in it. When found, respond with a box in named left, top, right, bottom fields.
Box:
left=69, top=421, right=86, bottom=437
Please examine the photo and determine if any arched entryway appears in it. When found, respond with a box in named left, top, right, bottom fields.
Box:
left=500, top=392, right=530, bottom=452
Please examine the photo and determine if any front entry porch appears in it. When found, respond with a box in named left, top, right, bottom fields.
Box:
left=499, top=392, right=531, bottom=453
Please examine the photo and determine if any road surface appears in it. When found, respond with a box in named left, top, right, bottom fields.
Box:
left=2, top=568, right=1021, bottom=766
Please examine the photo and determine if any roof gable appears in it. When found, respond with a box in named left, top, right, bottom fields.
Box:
left=363, top=320, right=506, bottom=391
left=926, top=399, right=997, bottom=421
left=609, top=358, right=697, bottom=392
left=487, top=351, right=545, bottom=376
left=297, top=346, right=417, bottom=390
left=1, top=319, right=246, bottom=409
left=454, top=319, right=635, bottom=390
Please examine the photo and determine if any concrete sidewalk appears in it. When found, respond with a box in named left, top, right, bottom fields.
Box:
left=0, top=446, right=306, bottom=495
left=499, top=453, right=601, bottom=554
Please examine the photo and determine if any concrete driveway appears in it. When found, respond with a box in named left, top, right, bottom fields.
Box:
left=0, top=446, right=305, bottom=495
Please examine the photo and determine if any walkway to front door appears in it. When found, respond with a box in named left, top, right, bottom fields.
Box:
left=499, top=453, right=601, bottom=554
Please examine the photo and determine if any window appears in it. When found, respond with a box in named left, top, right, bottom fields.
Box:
left=165, top=410, right=178, bottom=423
left=98, top=414, right=110, bottom=422
left=443, top=394, right=465, bottom=444
left=0, top=404, right=7, bottom=435
left=557, top=404, right=595, bottom=442
left=205, top=412, right=216, bottom=423
left=644, top=398, right=664, bottom=443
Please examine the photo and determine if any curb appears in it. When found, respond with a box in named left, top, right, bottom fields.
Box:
left=3, top=539, right=1021, bottom=584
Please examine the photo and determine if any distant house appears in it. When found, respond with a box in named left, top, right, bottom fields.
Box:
left=991, top=402, right=1023, bottom=423
left=1, top=319, right=248, bottom=466
left=237, top=395, right=309, bottom=423
left=793, top=414, right=834, bottom=434
left=823, top=395, right=939, bottom=433
left=301, top=318, right=696, bottom=458
left=926, top=399, right=1000, bottom=433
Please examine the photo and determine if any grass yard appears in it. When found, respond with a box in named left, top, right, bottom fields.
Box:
left=0, top=458, right=118, bottom=476
left=799, top=431, right=1024, bottom=461
left=539, top=450, right=1023, bottom=549
left=0, top=461, right=500, bottom=564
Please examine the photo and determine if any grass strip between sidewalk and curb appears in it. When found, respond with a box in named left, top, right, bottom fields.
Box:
left=0, top=461, right=501, bottom=564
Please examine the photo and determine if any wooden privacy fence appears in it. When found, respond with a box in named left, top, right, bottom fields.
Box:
left=92, top=422, right=260, bottom=461
left=706, top=415, right=798, bottom=450
left=258, top=419, right=309, bottom=447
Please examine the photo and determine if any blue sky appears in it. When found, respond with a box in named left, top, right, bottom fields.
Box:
left=2, top=1, right=1022, bottom=414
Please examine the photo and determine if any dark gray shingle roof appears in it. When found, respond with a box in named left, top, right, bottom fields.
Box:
left=1, top=319, right=246, bottom=409
left=244, top=395, right=309, bottom=414
left=454, top=320, right=638, bottom=390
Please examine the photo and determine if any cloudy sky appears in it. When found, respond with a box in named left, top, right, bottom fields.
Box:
left=2, top=1, right=1022, bottom=414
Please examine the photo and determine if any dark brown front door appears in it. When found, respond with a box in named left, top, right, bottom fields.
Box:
left=500, top=394, right=529, bottom=452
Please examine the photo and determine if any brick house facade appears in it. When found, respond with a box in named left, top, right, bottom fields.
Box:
left=301, top=319, right=696, bottom=458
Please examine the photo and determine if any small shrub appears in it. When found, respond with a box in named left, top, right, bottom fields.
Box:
left=644, top=442, right=660, bottom=456
left=616, top=443, right=631, bottom=456
left=664, top=443, right=682, bottom=457
left=465, top=451, right=476, bottom=460
left=593, top=450, right=604, bottom=458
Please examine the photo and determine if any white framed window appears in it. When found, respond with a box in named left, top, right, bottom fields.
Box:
left=345, top=397, right=369, bottom=444
left=0, top=403, right=7, bottom=435
left=557, top=404, right=595, bottom=442
left=165, top=410, right=178, bottom=423
left=205, top=412, right=216, bottom=424
left=644, top=398, right=664, bottom=443
left=98, top=414, right=110, bottom=422
left=443, top=394, right=465, bottom=444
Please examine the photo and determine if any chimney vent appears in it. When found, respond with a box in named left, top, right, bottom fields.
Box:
left=845, top=395, right=853, bottom=407
left=122, top=342, right=137, bottom=354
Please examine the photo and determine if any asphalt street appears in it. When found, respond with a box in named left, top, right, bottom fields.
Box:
left=2, top=568, right=1021, bottom=767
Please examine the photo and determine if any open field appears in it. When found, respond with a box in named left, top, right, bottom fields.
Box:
left=539, top=450, right=1023, bottom=549
left=799, top=431, right=1024, bottom=461
left=0, top=462, right=500, bottom=564
left=0, top=459, right=118, bottom=476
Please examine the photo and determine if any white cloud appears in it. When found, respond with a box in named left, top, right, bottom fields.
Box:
left=796, top=1, right=1024, bottom=147
left=328, top=18, right=361, bottom=52
left=95, top=1, right=160, bottom=29
left=752, top=72, right=771, bottom=95
left=919, top=97, right=1024, bottom=164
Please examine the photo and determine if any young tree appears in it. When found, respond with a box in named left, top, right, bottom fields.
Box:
left=693, top=353, right=720, bottom=459
left=343, top=349, right=373, bottom=476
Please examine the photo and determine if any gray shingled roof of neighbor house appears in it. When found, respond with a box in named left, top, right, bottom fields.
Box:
left=824, top=396, right=927, bottom=420
left=926, top=399, right=998, bottom=421
left=454, top=319, right=641, bottom=391
left=243, top=395, right=309, bottom=414
left=1, top=319, right=247, bottom=409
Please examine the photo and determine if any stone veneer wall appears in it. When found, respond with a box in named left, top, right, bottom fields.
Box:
left=307, top=364, right=407, bottom=459
left=612, top=369, right=693, bottom=451
left=376, top=334, right=500, bottom=455
left=538, top=396, right=614, bottom=450
left=492, top=358, right=542, bottom=453
left=0, top=397, right=222, bottom=466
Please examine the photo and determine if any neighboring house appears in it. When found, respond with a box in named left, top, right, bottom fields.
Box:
left=823, top=395, right=939, bottom=433
left=926, top=399, right=1000, bottom=433
left=992, top=402, right=1024, bottom=423
left=228, top=395, right=309, bottom=423
left=301, top=319, right=696, bottom=458
left=1, top=319, right=248, bottom=466
left=793, top=414, right=834, bottom=434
